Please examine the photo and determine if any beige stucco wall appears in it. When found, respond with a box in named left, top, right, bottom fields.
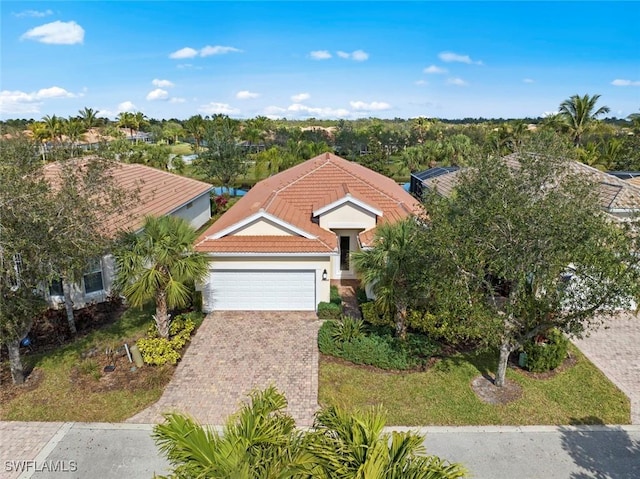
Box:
left=234, top=218, right=295, bottom=236
left=170, top=192, right=212, bottom=230
left=199, top=255, right=333, bottom=312
left=318, top=203, right=377, bottom=230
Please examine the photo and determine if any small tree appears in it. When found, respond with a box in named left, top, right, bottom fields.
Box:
left=352, top=219, right=422, bottom=340
left=114, top=215, right=209, bottom=339
left=421, top=134, right=639, bottom=387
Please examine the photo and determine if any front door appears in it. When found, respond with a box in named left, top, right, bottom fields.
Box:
left=340, top=236, right=350, bottom=271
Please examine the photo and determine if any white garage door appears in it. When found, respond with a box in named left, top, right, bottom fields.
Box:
left=207, top=270, right=316, bottom=311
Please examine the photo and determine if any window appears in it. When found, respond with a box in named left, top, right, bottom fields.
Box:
left=83, top=258, right=104, bottom=294
left=49, top=278, right=64, bottom=297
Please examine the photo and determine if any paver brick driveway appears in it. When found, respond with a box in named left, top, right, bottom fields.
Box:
left=573, top=312, right=640, bottom=425
left=128, top=311, right=321, bottom=426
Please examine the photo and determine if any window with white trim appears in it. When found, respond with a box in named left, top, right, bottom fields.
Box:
left=49, top=278, right=64, bottom=297
left=83, top=258, right=104, bottom=294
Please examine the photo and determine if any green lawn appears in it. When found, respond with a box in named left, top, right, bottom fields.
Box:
left=319, top=345, right=629, bottom=426
left=169, top=142, right=194, bottom=155
left=0, top=306, right=173, bottom=423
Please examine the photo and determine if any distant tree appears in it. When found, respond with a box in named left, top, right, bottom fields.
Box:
left=420, top=134, right=639, bottom=387
left=559, top=94, right=610, bottom=146
left=116, top=111, right=135, bottom=138
left=64, top=117, right=86, bottom=157
left=196, top=117, right=247, bottom=189
left=113, top=215, right=209, bottom=339
left=183, top=114, right=206, bottom=153
left=78, top=107, right=100, bottom=130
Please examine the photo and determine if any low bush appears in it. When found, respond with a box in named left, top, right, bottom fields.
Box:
left=522, top=329, right=569, bottom=373
left=330, top=285, right=342, bottom=305
left=318, top=301, right=342, bottom=320
left=318, top=320, right=440, bottom=370
left=360, top=301, right=389, bottom=326
left=137, top=312, right=202, bottom=366
left=331, top=316, right=365, bottom=343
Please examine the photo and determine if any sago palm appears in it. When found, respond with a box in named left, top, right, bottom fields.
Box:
left=114, top=215, right=208, bottom=338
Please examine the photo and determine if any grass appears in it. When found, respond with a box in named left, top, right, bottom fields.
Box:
left=0, top=306, right=174, bottom=422
left=169, top=142, right=194, bottom=155
left=319, top=344, right=630, bottom=426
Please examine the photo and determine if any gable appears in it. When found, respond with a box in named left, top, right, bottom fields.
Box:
left=318, top=202, right=378, bottom=230
left=234, top=218, right=296, bottom=236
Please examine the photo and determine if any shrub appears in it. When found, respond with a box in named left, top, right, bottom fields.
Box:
left=522, top=329, right=569, bottom=373
left=317, top=321, right=440, bottom=370
left=360, top=301, right=388, bottom=326
left=137, top=312, right=202, bottom=366
left=355, top=287, right=369, bottom=305
left=330, top=285, right=342, bottom=305
left=331, top=316, right=365, bottom=343
left=318, top=301, right=342, bottom=320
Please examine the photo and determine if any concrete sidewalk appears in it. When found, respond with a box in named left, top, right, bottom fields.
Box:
left=2, top=422, right=639, bottom=479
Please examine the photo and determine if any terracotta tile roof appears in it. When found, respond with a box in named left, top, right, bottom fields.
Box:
left=196, top=236, right=335, bottom=253
left=43, top=160, right=212, bottom=235
left=196, top=152, right=421, bottom=253
left=419, top=153, right=640, bottom=212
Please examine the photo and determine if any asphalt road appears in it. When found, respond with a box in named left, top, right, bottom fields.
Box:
left=5, top=423, right=639, bottom=479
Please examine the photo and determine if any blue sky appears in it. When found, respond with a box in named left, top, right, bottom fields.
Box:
left=1, top=1, right=639, bottom=120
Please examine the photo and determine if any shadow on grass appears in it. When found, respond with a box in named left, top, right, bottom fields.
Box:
left=560, top=418, right=640, bottom=479
left=434, top=348, right=498, bottom=381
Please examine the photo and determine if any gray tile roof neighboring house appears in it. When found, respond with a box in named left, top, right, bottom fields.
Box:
left=411, top=153, right=640, bottom=214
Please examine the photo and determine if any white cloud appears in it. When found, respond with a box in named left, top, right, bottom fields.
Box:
left=612, top=79, right=640, bottom=87
left=336, top=50, right=369, bottom=61
left=146, top=89, right=169, bottom=101
left=200, top=45, right=242, bottom=57
left=36, top=86, right=76, bottom=99
left=13, top=9, right=53, bottom=18
left=424, top=65, right=447, bottom=74
left=236, top=90, right=260, bottom=99
left=287, top=103, right=351, bottom=118
left=0, top=86, right=77, bottom=115
left=169, top=97, right=186, bottom=104
left=523, top=78, right=535, bottom=83
left=415, top=80, right=428, bottom=86
left=96, top=109, right=113, bottom=118
left=447, top=78, right=468, bottom=86
left=198, top=102, right=240, bottom=115
left=152, top=79, right=174, bottom=88
left=170, top=45, right=242, bottom=59
left=263, top=105, right=287, bottom=118
left=438, top=51, right=482, bottom=65
left=310, top=50, right=332, bottom=60
left=350, top=101, right=391, bottom=111
left=170, top=47, right=198, bottom=59
left=21, top=20, right=85, bottom=45
left=117, top=101, right=137, bottom=113
left=291, top=92, right=310, bottom=102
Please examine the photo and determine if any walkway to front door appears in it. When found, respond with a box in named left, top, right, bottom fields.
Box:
left=127, top=311, right=321, bottom=426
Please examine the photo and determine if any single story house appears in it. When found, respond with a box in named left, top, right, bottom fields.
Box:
left=42, top=161, right=213, bottom=308
left=194, top=152, right=421, bottom=312
left=410, top=153, right=640, bottom=221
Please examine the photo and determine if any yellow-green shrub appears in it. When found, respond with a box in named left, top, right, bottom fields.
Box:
left=137, top=313, right=200, bottom=366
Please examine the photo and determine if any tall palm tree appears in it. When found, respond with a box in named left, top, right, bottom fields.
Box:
left=558, top=94, right=610, bottom=146
left=184, top=114, right=206, bottom=153
left=28, top=121, right=50, bottom=161
left=116, top=111, right=135, bottom=139
left=352, top=219, right=420, bottom=340
left=113, top=215, right=209, bottom=338
left=78, top=107, right=99, bottom=130
left=64, top=117, right=86, bottom=157
left=42, top=114, right=64, bottom=144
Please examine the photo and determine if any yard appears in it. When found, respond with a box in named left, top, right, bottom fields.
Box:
left=319, top=344, right=630, bottom=426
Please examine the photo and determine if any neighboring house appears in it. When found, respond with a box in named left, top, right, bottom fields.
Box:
left=194, top=152, right=421, bottom=312
left=42, top=161, right=213, bottom=308
left=410, top=153, right=640, bottom=221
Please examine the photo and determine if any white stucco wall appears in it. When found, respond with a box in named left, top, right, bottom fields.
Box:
left=198, top=255, right=333, bottom=312
left=234, top=218, right=295, bottom=236
left=318, top=203, right=377, bottom=230
left=170, top=192, right=212, bottom=230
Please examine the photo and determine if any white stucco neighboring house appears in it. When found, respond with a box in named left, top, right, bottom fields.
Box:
left=42, top=161, right=213, bottom=309
left=194, top=152, right=421, bottom=312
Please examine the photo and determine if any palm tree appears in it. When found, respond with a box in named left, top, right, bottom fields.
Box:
left=78, top=107, right=99, bottom=130
left=351, top=219, right=420, bottom=340
left=116, top=111, right=135, bottom=139
left=153, top=387, right=467, bottom=479
left=64, top=117, right=86, bottom=157
left=28, top=121, right=50, bottom=161
left=113, top=215, right=209, bottom=338
left=311, top=405, right=467, bottom=478
left=558, top=94, right=610, bottom=146
left=42, top=114, right=64, bottom=144
left=184, top=114, right=206, bottom=153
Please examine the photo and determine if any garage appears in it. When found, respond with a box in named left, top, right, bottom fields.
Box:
left=206, top=270, right=317, bottom=311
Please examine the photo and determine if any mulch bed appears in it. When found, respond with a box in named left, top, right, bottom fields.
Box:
left=471, top=375, right=523, bottom=404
